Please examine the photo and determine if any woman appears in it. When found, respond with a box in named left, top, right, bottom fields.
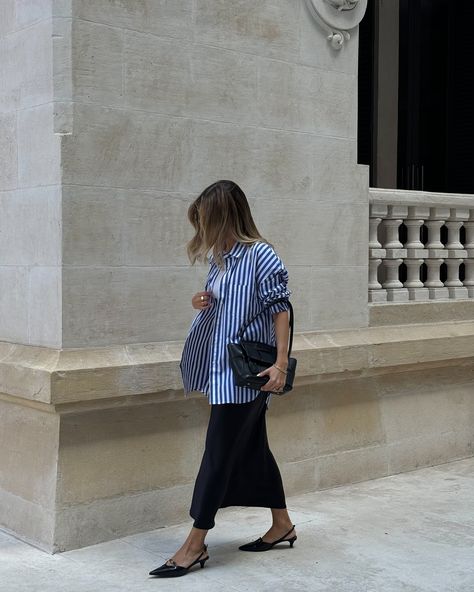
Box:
left=149, top=180, right=297, bottom=578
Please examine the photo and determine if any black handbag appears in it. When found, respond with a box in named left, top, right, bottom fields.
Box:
left=227, top=298, right=297, bottom=395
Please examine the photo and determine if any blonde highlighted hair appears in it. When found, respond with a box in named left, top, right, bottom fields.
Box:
left=186, top=180, right=272, bottom=270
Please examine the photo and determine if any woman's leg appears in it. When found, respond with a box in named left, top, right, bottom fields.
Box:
left=258, top=396, right=296, bottom=542
left=162, top=526, right=209, bottom=568
left=260, top=508, right=295, bottom=542
left=222, top=393, right=297, bottom=543
left=219, top=393, right=287, bottom=509
left=189, top=393, right=266, bottom=528
left=165, top=394, right=264, bottom=565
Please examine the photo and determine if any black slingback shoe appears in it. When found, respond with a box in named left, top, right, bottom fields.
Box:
left=149, top=544, right=209, bottom=577
left=238, top=524, right=297, bottom=552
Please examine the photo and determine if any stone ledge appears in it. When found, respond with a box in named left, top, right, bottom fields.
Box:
left=2, top=320, right=474, bottom=410
left=370, top=300, right=474, bottom=326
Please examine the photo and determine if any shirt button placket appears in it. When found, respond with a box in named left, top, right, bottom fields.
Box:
left=211, top=258, right=228, bottom=378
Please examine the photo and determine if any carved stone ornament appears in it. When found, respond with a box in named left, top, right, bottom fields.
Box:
left=305, top=0, right=368, bottom=49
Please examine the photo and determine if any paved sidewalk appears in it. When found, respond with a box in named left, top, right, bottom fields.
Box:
left=1, top=456, right=473, bottom=592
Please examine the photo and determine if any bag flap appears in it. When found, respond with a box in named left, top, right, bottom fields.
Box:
left=240, top=340, right=276, bottom=365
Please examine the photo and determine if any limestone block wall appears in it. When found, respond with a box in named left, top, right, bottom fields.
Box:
left=0, top=398, right=60, bottom=549
left=0, top=1, right=62, bottom=347
left=54, top=371, right=469, bottom=550
left=59, top=0, right=369, bottom=348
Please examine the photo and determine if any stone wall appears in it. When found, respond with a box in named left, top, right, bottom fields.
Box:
left=51, top=368, right=471, bottom=552
left=22, top=0, right=367, bottom=349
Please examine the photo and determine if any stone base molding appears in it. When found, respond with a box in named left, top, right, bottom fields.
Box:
left=1, top=322, right=473, bottom=552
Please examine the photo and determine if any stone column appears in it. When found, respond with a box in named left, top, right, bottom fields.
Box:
left=0, top=0, right=63, bottom=553
left=0, top=0, right=62, bottom=347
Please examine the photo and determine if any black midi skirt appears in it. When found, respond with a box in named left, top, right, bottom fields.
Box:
left=189, top=391, right=287, bottom=529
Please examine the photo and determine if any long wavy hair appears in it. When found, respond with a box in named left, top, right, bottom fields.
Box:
left=186, top=180, right=272, bottom=270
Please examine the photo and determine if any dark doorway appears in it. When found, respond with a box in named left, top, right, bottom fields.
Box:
left=358, top=0, right=474, bottom=194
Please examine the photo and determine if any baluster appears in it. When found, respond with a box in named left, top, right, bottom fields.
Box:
left=382, top=218, right=403, bottom=249
left=379, top=206, right=408, bottom=301
left=445, top=259, right=463, bottom=287
left=464, top=210, right=474, bottom=298
left=404, top=207, right=429, bottom=300
left=404, top=218, right=424, bottom=249
left=464, top=260, right=474, bottom=298
left=368, top=204, right=388, bottom=302
left=424, top=208, right=449, bottom=300
left=464, top=220, right=474, bottom=249
left=382, top=259, right=403, bottom=289
left=369, top=217, right=382, bottom=249
left=445, top=220, right=463, bottom=250
left=425, top=260, right=444, bottom=286
left=368, top=258, right=382, bottom=293
left=404, top=259, right=424, bottom=288
left=445, top=209, right=469, bottom=298
left=424, top=258, right=445, bottom=295
left=425, top=220, right=444, bottom=249
left=382, top=259, right=407, bottom=301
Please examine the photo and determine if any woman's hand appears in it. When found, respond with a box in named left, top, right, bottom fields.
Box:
left=257, top=363, right=287, bottom=393
left=192, top=291, right=213, bottom=310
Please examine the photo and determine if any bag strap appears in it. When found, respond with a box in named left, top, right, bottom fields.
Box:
left=236, top=298, right=294, bottom=358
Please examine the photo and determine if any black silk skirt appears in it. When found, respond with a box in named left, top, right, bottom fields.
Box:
left=189, top=391, right=287, bottom=529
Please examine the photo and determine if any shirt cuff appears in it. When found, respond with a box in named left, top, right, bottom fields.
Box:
left=268, top=300, right=290, bottom=315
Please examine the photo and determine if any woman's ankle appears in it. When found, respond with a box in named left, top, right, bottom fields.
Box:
left=272, top=521, right=294, bottom=532
left=183, top=537, right=206, bottom=551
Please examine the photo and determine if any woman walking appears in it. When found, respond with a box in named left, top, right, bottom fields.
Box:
left=149, top=180, right=297, bottom=578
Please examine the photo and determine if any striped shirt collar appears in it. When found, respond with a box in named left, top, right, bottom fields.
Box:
left=208, top=241, right=249, bottom=263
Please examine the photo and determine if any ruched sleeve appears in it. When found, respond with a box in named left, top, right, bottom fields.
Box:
left=256, top=244, right=291, bottom=315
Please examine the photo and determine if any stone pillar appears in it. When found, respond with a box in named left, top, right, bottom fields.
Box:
left=0, top=0, right=62, bottom=348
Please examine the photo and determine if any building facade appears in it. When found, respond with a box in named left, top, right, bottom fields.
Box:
left=0, top=0, right=472, bottom=553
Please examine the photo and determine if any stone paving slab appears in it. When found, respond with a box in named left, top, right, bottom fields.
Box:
left=1, top=457, right=473, bottom=592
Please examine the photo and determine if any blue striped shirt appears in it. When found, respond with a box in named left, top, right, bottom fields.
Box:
left=179, top=240, right=291, bottom=405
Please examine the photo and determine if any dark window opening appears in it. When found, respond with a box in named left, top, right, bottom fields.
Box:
left=358, top=0, right=474, bottom=194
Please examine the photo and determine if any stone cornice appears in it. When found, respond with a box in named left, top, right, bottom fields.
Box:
left=2, top=319, right=474, bottom=411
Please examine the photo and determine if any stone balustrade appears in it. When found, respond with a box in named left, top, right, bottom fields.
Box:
left=369, top=188, right=474, bottom=303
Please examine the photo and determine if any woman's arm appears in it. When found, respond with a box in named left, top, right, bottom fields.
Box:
left=273, top=310, right=289, bottom=370
left=254, top=243, right=291, bottom=391
left=257, top=309, right=289, bottom=392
